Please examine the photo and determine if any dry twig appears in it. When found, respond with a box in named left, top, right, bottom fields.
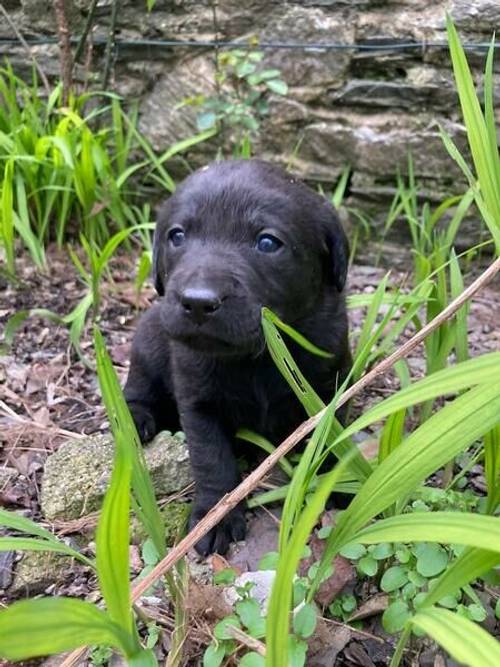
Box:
left=53, top=0, right=73, bottom=104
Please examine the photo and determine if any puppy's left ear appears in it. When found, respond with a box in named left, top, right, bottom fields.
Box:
left=152, top=200, right=170, bottom=296
left=322, top=203, right=349, bottom=292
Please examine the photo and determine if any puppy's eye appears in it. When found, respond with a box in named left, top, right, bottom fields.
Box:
left=168, top=228, right=185, bottom=247
left=256, top=233, right=283, bottom=254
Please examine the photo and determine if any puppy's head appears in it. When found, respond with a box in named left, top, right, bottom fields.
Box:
left=153, top=159, right=348, bottom=356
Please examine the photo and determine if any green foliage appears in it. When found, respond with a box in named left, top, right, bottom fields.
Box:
left=443, top=18, right=500, bottom=253
left=181, top=45, right=288, bottom=154
left=258, top=303, right=500, bottom=666
left=0, top=508, right=93, bottom=568
left=0, top=63, right=212, bottom=275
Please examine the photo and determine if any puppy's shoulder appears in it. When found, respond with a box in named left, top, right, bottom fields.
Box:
left=131, top=301, right=170, bottom=361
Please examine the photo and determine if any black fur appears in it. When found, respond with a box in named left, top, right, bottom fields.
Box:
left=124, top=159, right=351, bottom=555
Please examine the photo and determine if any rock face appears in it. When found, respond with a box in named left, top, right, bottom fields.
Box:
left=3, top=1, right=500, bottom=223
left=41, top=432, right=192, bottom=521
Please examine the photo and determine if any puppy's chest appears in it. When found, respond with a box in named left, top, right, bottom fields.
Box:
left=212, top=363, right=301, bottom=437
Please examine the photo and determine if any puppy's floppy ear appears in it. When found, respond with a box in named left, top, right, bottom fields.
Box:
left=321, top=202, right=349, bottom=292
left=152, top=200, right=170, bottom=296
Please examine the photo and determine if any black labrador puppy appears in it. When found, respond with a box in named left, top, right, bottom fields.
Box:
left=124, top=159, right=351, bottom=555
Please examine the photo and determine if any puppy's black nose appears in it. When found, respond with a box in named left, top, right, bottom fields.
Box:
left=180, top=287, right=221, bottom=324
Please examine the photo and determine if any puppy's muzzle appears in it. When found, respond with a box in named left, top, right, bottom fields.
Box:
left=179, top=287, right=222, bottom=325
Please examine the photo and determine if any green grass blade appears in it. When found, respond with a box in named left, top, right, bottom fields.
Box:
left=483, top=36, right=497, bottom=170
left=484, top=424, right=500, bottom=514
left=446, top=17, right=500, bottom=252
left=262, top=307, right=333, bottom=358
left=266, top=410, right=356, bottom=667
left=155, top=128, right=217, bottom=166
left=0, top=507, right=62, bottom=541
left=237, top=428, right=294, bottom=478
left=351, top=512, right=500, bottom=553
left=411, top=607, right=500, bottom=667
left=0, top=537, right=94, bottom=567
left=449, top=250, right=468, bottom=363
left=94, top=328, right=166, bottom=558
left=261, top=314, right=323, bottom=416
left=1, top=158, right=15, bottom=273
left=444, top=188, right=474, bottom=251
left=378, top=408, right=406, bottom=464
left=331, top=165, right=350, bottom=208
left=331, top=353, right=500, bottom=447
left=261, top=313, right=372, bottom=486
left=0, top=597, right=136, bottom=660
left=95, top=427, right=133, bottom=635
left=353, top=273, right=389, bottom=366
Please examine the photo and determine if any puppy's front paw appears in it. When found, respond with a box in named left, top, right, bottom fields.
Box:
left=127, top=403, right=157, bottom=443
left=189, top=502, right=246, bottom=556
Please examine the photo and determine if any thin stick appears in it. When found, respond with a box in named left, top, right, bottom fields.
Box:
left=74, top=0, right=99, bottom=64
left=0, top=3, right=50, bottom=95
left=227, top=625, right=266, bottom=656
left=60, top=254, right=500, bottom=667
left=102, top=0, right=119, bottom=89
left=53, top=0, right=73, bottom=104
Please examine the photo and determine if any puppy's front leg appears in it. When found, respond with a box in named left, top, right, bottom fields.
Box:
left=180, top=404, right=246, bottom=555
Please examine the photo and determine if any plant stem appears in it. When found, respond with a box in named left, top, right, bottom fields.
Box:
left=74, top=0, right=99, bottom=64
left=53, top=0, right=73, bottom=104
left=102, top=0, right=119, bottom=89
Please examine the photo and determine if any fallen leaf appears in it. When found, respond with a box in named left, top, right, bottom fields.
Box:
left=349, top=593, right=389, bottom=621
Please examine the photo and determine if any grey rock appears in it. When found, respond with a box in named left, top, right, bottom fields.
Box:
left=0, top=466, right=18, bottom=488
left=224, top=570, right=276, bottom=613
left=41, top=431, right=192, bottom=521
left=0, top=551, right=15, bottom=591
left=9, top=550, right=75, bottom=596
left=450, top=0, right=500, bottom=31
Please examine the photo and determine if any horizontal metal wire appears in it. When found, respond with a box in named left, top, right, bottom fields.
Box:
left=0, top=36, right=498, bottom=52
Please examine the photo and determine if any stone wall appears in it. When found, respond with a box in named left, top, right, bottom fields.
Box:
left=2, top=0, right=500, bottom=224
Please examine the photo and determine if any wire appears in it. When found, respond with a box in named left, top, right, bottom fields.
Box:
left=0, top=36, right=498, bottom=52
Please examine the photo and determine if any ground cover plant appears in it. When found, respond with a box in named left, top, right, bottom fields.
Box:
left=0, top=12, right=499, bottom=667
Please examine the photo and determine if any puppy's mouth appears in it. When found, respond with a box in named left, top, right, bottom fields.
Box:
left=172, top=329, right=263, bottom=356
left=163, top=316, right=264, bottom=356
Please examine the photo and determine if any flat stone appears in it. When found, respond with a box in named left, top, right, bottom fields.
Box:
left=9, top=550, right=75, bottom=596
left=41, top=431, right=192, bottom=521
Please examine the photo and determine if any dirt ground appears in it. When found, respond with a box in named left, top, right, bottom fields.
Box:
left=0, top=245, right=499, bottom=665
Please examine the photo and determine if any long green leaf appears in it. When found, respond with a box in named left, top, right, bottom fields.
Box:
left=484, top=425, right=500, bottom=514
left=411, top=607, right=500, bottom=667
left=351, top=512, right=500, bottom=553
left=261, top=313, right=323, bottom=416
left=0, top=537, right=93, bottom=568
left=330, top=353, right=500, bottom=448
left=95, top=431, right=133, bottom=635
left=0, top=598, right=136, bottom=660
left=446, top=17, right=500, bottom=252
left=262, top=307, right=333, bottom=358
left=266, top=409, right=356, bottom=667
left=94, top=328, right=166, bottom=557
left=1, top=158, right=15, bottom=273
left=314, top=381, right=500, bottom=590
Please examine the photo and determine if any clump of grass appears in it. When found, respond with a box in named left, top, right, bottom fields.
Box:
left=0, top=62, right=213, bottom=275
